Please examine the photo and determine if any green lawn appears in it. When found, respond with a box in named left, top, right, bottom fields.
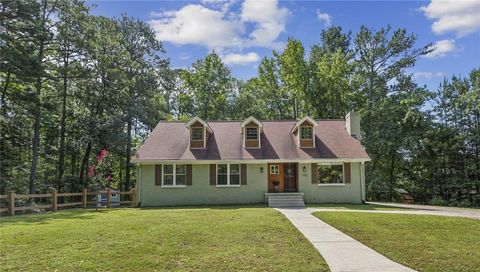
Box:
left=313, top=212, right=480, bottom=272
left=307, top=203, right=408, bottom=210
left=0, top=207, right=329, bottom=272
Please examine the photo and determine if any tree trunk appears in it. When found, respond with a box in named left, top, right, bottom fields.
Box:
left=125, top=118, right=132, bottom=191
left=29, top=43, right=45, bottom=194
left=57, top=55, right=69, bottom=186
left=389, top=151, right=396, bottom=202
left=79, top=141, right=92, bottom=188
left=1, top=69, right=10, bottom=116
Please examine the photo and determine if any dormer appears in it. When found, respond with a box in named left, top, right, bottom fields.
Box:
left=186, top=116, right=213, bottom=149
left=241, top=116, right=263, bottom=149
left=291, top=116, right=318, bottom=148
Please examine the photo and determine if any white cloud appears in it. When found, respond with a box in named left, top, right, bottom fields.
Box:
left=200, top=0, right=236, bottom=13
left=420, top=0, right=480, bottom=36
left=316, top=9, right=331, bottom=26
left=424, top=40, right=457, bottom=58
left=240, top=0, right=289, bottom=49
left=413, top=71, right=446, bottom=79
left=222, top=52, right=260, bottom=65
left=149, top=0, right=289, bottom=57
left=149, top=5, right=243, bottom=50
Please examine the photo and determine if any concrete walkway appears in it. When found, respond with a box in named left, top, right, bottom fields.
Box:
left=277, top=208, right=416, bottom=272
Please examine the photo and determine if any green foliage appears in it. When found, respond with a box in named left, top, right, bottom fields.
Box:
left=180, top=52, right=234, bottom=120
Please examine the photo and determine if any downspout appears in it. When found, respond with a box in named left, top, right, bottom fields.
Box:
left=360, top=162, right=366, bottom=203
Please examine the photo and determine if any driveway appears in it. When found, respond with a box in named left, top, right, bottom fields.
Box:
left=367, top=202, right=480, bottom=220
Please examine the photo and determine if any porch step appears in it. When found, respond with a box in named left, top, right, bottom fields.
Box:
left=266, top=193, right=305, bottom=208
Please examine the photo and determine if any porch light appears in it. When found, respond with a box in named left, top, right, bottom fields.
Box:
left=260, top=167, right=264, bottom=173
left=303, top=166, right=307, bottom=173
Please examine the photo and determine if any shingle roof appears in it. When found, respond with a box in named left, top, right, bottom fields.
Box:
left=132, top=120, right=369, bottom=162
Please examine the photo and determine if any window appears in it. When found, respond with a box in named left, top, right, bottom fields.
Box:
left=246, top=127, right=258, bottom=140
left=162, top=164, right=186, bottom=187
left=217, top=164, right=241, bottom=186
left=191, top=127, right=203, bottom=141
left=270, top=165, right=279, bottom=174
left=300, top=126, right=313, bottom=140
left=230, top=164, right=240, bottom=185
left=317, top=164, right=344, bottom=184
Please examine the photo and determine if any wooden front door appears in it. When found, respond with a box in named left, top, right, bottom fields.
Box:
left=284, top=163, right=297, bottom=192
left=268, top=163, right=284, bottom=193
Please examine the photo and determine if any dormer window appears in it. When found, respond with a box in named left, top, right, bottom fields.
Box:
left=291, top=116, right=318, bottom=148
left=241, top=116, right=263, bottom=149
left=246, top=127, right=259, bottom=140
left=186, top=116, right=213, bottom=149
left=300, top=126, right=313, bottom=140
left=191, top=127, right=203, bottom=141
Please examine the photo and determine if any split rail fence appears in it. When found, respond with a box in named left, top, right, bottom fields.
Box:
left=0, top=188, right=136, bottom=216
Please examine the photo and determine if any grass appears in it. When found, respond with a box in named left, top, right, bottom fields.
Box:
left=313, top=212, right=480, bottom=272
left=307, top=203, right=409, bottom=210
left=0, top=207, right=329, bottom=272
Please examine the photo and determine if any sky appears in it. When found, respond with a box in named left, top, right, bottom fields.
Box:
left=88, top=0, right=480, bottom=90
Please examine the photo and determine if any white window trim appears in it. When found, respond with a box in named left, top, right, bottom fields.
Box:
left=316, top=163, right=345, bottom=185
left=270, top=165, right=280, bottom=174
left=162, top=164, right=186, bottom=188
left=216, top=163, right=241, bottom=187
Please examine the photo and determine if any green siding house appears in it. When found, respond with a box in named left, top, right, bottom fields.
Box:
left=132, top=113, right=370, bottom=207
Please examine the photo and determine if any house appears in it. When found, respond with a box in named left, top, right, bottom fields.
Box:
left=132, top=111, right=370, bottom=207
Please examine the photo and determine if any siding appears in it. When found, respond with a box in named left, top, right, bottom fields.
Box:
left=138, top=164, right=268, bottom=206
left=298, top=162, right=363, bottom=204
left=138, top=162, right=364, bottom=206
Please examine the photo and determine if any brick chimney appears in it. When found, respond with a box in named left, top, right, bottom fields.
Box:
left=345, top=111, right=361, bottom=140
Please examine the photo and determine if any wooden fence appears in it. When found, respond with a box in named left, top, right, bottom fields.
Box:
left=0, top=188, right=136, bottom=216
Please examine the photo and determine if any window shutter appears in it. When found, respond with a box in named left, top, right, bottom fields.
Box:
left=311, top=163, right=317, bottom=184
left=210, top=164, right=216, bottom=185
left=344, top=162, right=351, bottom=183
left=155, top=165, right=162, bottom=186
left=186, top=164, right=192, bottom=185
left=241, top=164, right=247, bottom=185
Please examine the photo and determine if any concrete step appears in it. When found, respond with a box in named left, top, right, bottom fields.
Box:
left=267, top=194, right=305, bottom=208
left=269, top=203, right=305, bottom=208
left=268, top=199, right=304, bottom=203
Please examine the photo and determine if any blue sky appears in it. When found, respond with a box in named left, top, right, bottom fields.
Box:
left=88, top=0, right=480, bottom=89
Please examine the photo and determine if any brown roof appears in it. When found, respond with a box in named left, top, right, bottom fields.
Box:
left=132, top=120, right=369, bottom=162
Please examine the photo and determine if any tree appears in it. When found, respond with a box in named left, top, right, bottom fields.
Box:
left=116, top=14, right=169, bottom=190
left=180, top=52, right=233, bottom=120
left=278, top=38, right=308, bottom=118
left=55, top=0, right=90, bottom=188
left=354, top=25, right=433, bottom=109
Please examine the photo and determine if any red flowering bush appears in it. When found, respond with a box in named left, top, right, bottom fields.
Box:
left=88, top=149, right=113, bottom=191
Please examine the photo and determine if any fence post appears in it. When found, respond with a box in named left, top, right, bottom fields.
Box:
left=8, top=191, right=15, bottom=216
left=106, top=189, right=111, bottom=208
left=82, top=188, right=87, bottom=209
left=52, top=189, right=58, bottom=212
left=131, top=188, right=136, bottom=208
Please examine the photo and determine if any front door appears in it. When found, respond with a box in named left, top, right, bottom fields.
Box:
left=284, top=163, right=297, bottom=192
